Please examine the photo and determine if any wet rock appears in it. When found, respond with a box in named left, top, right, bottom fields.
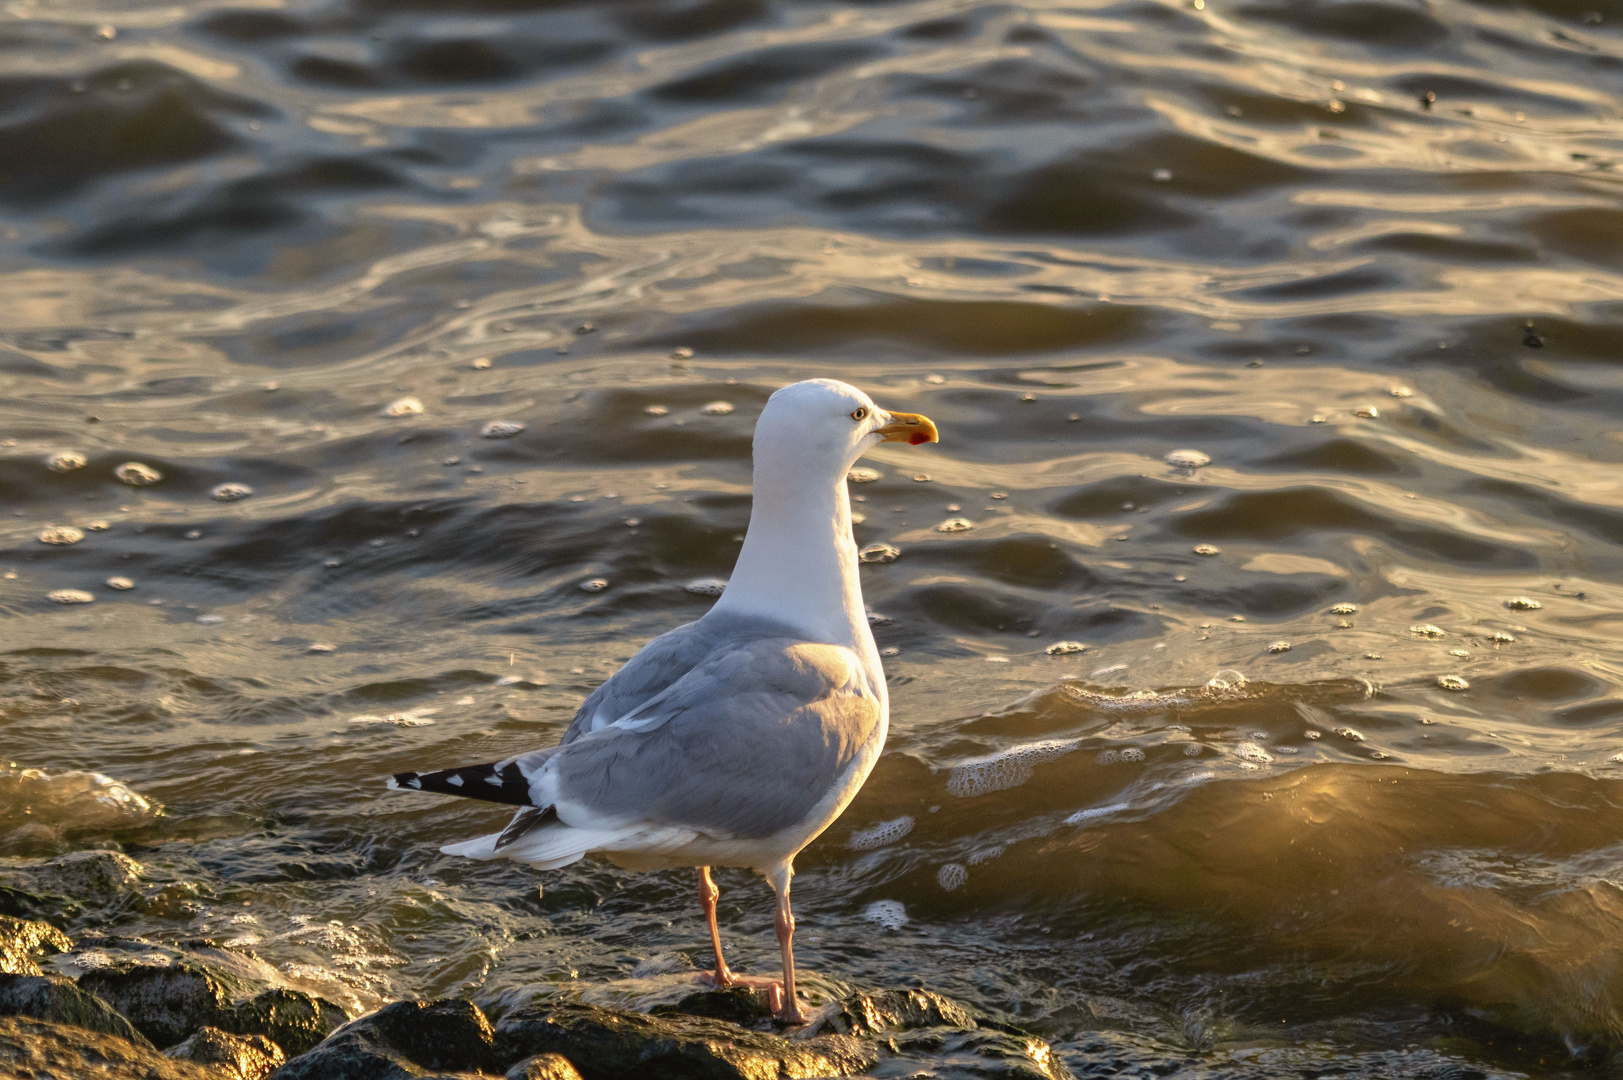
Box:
left=0, top=973, right=149, bottom=1045
left=505, top=1053, right=584, bottom=1080
left=493, top=1000, right=877, bottom=1080
left=0, top=1015, right=216, bottom=1079
left=818, top=988, right=980, bottom=1036
left=79, top=953, right=344, bottom=1056
left=167, top=1026, right=285, bottom=1080
left=652, top=986, right=770, bottom=1025
left=0, top=850, right=145, bottom=917
left=271, top=998, right=495, bottom=1079
left=0, top=915, right=71, bottom=977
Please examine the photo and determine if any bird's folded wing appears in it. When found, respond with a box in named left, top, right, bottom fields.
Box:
left=536, top=637, right=881, bottom=841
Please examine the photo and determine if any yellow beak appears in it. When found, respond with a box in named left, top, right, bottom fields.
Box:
left=877, top=411, right=939, bottom=446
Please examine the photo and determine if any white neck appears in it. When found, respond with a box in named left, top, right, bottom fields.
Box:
left=711, top=453, right=875, bottom=656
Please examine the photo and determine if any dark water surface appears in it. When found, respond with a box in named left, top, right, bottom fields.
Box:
left=3, top=0, right=1623, bottom=1074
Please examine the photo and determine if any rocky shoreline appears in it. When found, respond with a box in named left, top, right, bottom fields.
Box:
left=0, top=853, right=1067, bottom=1080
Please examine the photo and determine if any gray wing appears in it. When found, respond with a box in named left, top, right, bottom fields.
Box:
left=562, top=619, right=707, bottom=744
left=560, top=612, right=814, bottom=744
left=543, top=636, right=881, bottom=840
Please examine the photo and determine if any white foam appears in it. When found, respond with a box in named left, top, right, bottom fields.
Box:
left=848, top=815, right=914, bottom=850
left=1065, top=802, right=1132, bottom=825
left=947, top=739, right=1078, bottom=798
left=937, top=864, right=967, bottom=891
left=862, top=900, right=908, bottom=930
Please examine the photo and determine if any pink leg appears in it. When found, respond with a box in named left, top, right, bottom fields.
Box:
left=770, top=862, right=806, bottom=1025
left=698, top=867, right=736, bottom=987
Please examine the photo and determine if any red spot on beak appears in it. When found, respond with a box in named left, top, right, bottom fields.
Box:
left=909, top=432, right=929, bottom=445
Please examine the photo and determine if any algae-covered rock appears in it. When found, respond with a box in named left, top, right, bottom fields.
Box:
left=0, top=914, right=71, bottom=976
left=0, top=973, right=150, bottom=1045
left=493, top=1000, right=878, bottom=1080
left=166, top=1025, right=286, bottom=1080
left=0, top=1014, right=216, bottom=1079
left=78, top=951, right=344, bottom=1055
left=506, top=1053, right=585, bottom=1080
left=269, top=998, right=496, bottom=1079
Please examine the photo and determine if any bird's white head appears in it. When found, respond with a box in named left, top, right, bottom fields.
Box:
left=753, top=378, right=938, bottom=479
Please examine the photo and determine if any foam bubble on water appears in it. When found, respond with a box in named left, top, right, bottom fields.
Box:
left=1207, top=670, right=1247, bottom=691
left=1097, top=749, right=1119, bottom=765
left=211, top=482, right=253, bottom=501
left=1335, top=727, right=1365, bottom=742
left=381, top=396, right=424, bottom=417
left=849, top=815, right=914, bottom=850
left=86, top=521, right=109, bottom=532
left=1183, top=744, right=1202, bottom=757
left=936, top=517, right=973, bottom=532
left=46, top=451, right=86, bottom=472
left=1120, top=747, right=1145, bottom=763
left=1436, top=675, right=1470, bottom=691
left=1504, top=597, right=1541, bottom=610
left=104, top=576, right=134, bottom=590
left=847, top=467, right=881, bottom=483
left=1491, top=632, right=1516, bottom=644
left=39, top=526, right=83, bottom=545
left=48, top=589, right=94, bottom=604
left=482, top=420, right=525, bottom=438
left=937, top=864, right=967, bottom=891
left=684, top=578, right=727, bottom=596
left=859, top=543, right=900, bottom=564
left=1165, top=449, right=1210, bottom=468
left=579, top=578, right=609, bottom=593
left=644, top=405, right=668, bottom=416
left=1046, top=640, right=1086, bottom=655
left=700, top=401, right=734, bottom=416
left=113, top=462, right=161, bottom=486
left=196, top=614, right=224, bottom=625
left=1268, top=641, right=1291, bottom=653
left=1193, top=544, right=1220, bottom=556
left=947, top=739, right=1078, bottom=798
left=1237, top=741, right=1273, bottom=764
left=1328, top=603, right=1357, bottom=614
left=1410, top=624, right=1445, bottom=638
left=862, top=900, right=908, bottom=930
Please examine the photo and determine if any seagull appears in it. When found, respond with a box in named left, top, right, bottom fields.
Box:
left=388, top=378, right=937, bottom=1023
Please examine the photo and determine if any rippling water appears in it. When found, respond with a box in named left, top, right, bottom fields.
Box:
left=3, top=0, right=1623, bottom=1074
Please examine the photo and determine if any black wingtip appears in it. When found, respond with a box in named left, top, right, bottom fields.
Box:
left=385, top=761, right=533, bottom=806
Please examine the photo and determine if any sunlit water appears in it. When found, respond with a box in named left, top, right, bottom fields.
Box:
left=2, top=0, right=1622, bottom=1075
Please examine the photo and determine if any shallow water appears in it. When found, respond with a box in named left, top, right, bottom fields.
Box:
left=2, top=0, right=1622, bottom=1074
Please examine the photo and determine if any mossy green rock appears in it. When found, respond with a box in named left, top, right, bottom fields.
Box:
left=493, top=1001, right=878, bottom=1080
left=79, top=958, right=344, bottom=1055
left=270, top=998, right=497, bottom=1079
left=0, top=972, right=150, bottom=1046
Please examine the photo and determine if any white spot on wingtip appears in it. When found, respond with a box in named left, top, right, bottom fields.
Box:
left=484, top=775, right=504, bottom=787
left=406, top=777, right=421, bottom=789
left=447, top=775, right=464, bottom=787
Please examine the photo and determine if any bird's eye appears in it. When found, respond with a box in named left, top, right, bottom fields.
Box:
left=851, top=407, right=868, bottom=422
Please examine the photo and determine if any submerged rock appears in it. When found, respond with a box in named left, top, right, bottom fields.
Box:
left=0, top=973, right=149, bottom=1045
left=270, top=998, right=496, bottom=1079
left=493, top=1000, right=877, bottom=1080
left=0, top=1015, right=216, bottom=1079
left=0, top=851, right=146, bottom=920
left=166, top=1025, right=286, bottom=1080
left=78, top=950, right=344, bottom=1056
left=0, top=915, right=71, bottom=977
